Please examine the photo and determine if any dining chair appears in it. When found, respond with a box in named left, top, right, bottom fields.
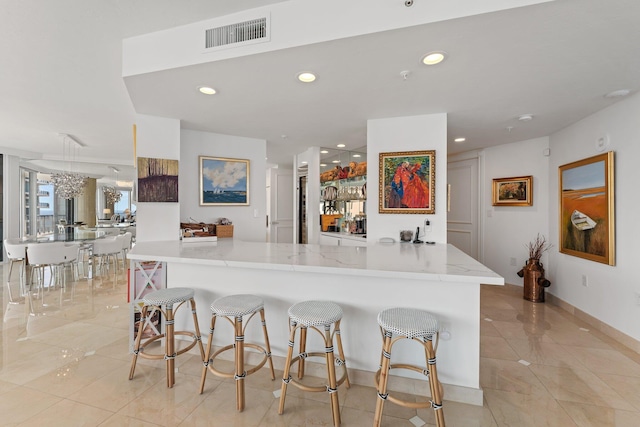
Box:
left=118, top=232, right=133, bottom=270
left=91, top=237, right=122, bottom=278
left=3, top=239, right=30, bottom=302
left=3, top=239, right=29, bottom=283
left=26, top=242, right=69, bottom=294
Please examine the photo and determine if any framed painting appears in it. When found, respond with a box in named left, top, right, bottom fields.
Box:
left=379, top=150, right=435, bottom=214
left=199, top=156, right=250, bottom=206
left=492, top=176, right=533, bottom=206
left=559, top=151, right=615, bottom=265
left=137, top=157, right=179, bottom=202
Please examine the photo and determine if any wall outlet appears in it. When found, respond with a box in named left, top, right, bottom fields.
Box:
left=424, top=219, right=432, bottom=232
left=509, top=257, right=517, bottom=266
left=581, top=275, right=588, bottom=287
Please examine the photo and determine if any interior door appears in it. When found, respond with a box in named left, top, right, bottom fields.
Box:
left=447, top=157, right=479, bottom=259
left=268, top=168, right=294, bottom=243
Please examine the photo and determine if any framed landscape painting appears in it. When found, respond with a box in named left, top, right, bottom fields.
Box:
left=199, top=156, right=250, bottom=206
left=492, top=176, right=533, bottom=206
left=379, top=150, right=435, bottom=214
left=559, top=151, right=615, bottom=265
left=137, top=157, right=179, bottom=202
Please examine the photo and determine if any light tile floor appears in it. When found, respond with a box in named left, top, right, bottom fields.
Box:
left=2, top=264, right=640, bottom=426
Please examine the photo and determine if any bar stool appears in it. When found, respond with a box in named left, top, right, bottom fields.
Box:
left=129, top=287, right=205, bottom=388
left=198, top=294, right=275, bottom=412
left=278, top=300, right=350, bottom=427
left=374, top=307, right=445, bottom=427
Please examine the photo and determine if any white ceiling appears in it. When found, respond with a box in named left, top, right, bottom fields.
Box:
left=2, top=0, right=639, bottom=180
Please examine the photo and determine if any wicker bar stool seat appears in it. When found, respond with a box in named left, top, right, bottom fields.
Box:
left=129, top=287, right=205, bottom=388
left=374, top=307, right=445, bottom=427
left=199, top=294, right=275, bottom=412
left=278, top=300, right=350, bottom=427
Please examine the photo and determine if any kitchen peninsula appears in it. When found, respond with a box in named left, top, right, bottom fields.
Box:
left=127, top=239, right=503, bottom=405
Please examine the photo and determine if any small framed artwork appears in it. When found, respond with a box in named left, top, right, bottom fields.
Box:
left=492, top=176, right=533, bottom=206
left=137, top=157, right=179, bottom=202
left=379, top=150, right=435, bottom=214
left=199, top=156, right=250, bottom=206
left=559, top=151, right=615, bottom=265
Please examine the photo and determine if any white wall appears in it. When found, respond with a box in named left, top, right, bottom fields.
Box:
left=135, top=114, right=181, bottom=242
left=180, top=129, right=267, bottom=242
left=367, top=113, right=447, bottom=243
left=482, top=137, right=550, bottom=285
left=547, top=92, right=640, bottom=342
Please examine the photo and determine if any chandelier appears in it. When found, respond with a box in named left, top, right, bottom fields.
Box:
left=51, top=134, right=88, bottom=199
left=103, top=185, right=122, bottom=204
left=103, top=166, right=122, bottom=204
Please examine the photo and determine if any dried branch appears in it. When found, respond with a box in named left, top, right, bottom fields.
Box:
left=527, top=234, right=552, bottom=260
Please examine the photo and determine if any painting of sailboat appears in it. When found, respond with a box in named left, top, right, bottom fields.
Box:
left=559, top=152, right=614, bottom=265
left=199, top=156, right=250, bottom=206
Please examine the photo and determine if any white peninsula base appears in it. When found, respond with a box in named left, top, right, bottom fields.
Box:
left=128, top=239, right=503, bottom=405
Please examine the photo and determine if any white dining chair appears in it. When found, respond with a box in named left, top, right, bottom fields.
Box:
left=3, top=238, right=30, bottom=302
left=91, top=237, right=122, bottom=278
left=26, top=242, right=69, bottom=293
left=4, top=239, right=29, bottom=283
left=117, top=232, right=133, bottom=270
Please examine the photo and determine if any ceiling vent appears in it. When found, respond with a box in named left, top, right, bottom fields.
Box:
left=205, top=16, right=269, bottom=50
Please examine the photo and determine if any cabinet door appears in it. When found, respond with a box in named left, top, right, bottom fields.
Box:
left=319, top=234, right=340, bottom=246
left=339, top=237, right=367, bottom=247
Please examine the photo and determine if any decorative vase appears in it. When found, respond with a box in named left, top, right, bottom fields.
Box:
left=522, top=258, right=550, bottom=303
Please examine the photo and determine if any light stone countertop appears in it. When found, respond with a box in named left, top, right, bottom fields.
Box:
left=128, top=239, right=504, bottom=285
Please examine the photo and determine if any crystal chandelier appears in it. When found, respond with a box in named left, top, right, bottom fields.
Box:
left=103, top=185, right=122, bottom=204
left=51, top=134, right=88, bottom=200
left=103, top=166, right=122, bottom=205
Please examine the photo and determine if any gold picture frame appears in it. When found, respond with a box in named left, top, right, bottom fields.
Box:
left=199, top=156, right=250, bottom=206
left=559, top=151, right=615, bottom=265
left=492, top=176, right=533, bottom=206
left=378, top=150, right=435, bottom=214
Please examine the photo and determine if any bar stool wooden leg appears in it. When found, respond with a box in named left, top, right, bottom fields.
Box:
left=259, top=308, right=276, bottom=379
left=190, top=298, right=205, bottom=361
left=165, top=307, right=175, bottom=388
left=129, top=305, right=149, bottom=380
left=373, top=330, right=392, bottom=427
left=278, top=322, right=297, bottom=415
left=324, top=324, right=341, bottom=427
left=199, top=315, right=218, bottom=394
left=425, top=337, right=445, bottom=427
left=235, top=315, right=245, bottom=412
left=334, top=320, right=350, bottom=388
left=298, top=325, right=308, bottom=379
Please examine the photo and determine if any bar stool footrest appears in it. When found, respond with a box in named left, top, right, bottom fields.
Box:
left=374, top=364, right=444, bottom=409
left=136, top=331, right=200, bottom=361
left=285, top=351, right=349, bottom=393
left=205, top=343, right=272, bottom=379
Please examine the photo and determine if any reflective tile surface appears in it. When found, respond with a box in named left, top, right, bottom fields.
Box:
left=2, top=265, right=640, bottom=426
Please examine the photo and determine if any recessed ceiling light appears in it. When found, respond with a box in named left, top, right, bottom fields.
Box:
left=353, top=154, right=361, bottom=158
left=198, top=86, right=216, bottom=95
left=332, top=160, right=340, bottom=163
left=320, top=163, right=327, bottom=167
left=454, top=137, right=466, bottom=143
left=297, top=72, right=316, bottom=83
left=337, top=144, right=346, bottom=148
left=605, top=89, right=630, bottom=98
left=301, top=161, right=308, bottom=164
left=421, top=51, right=447, bottom=65
left=518, top=114, right=533, bottom=122
left=320, top=150, right=329, bottom=154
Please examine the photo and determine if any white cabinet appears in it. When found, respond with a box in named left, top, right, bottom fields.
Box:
left=319, top=234, right=341, bottom=246
left=319, top=233, right=367, bottom=247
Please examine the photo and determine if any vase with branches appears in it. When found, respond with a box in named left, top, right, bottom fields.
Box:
left=519, top=234, right=552, bottom=303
